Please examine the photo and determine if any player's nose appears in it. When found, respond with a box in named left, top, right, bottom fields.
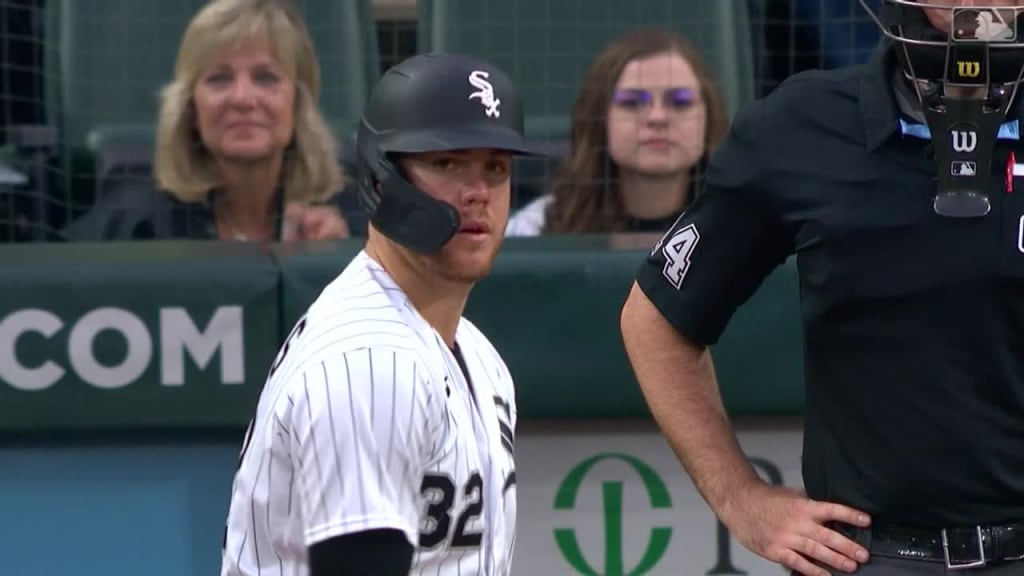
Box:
left=457, top=168, right=491, bottom=204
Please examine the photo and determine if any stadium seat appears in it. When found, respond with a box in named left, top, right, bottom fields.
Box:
left=41, top=0, right=206, bottom=220
left=301, top=0, right=381, bottom=133
left=42, top=0, right=199, bottom=203
left=43, top=0, right=205, bottom=156
left=417, top=0, right=757, bottom=139
left=43, top=0, right=378, bottom=216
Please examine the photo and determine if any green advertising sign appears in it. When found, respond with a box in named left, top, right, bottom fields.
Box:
left=553, top=452, right=785, bottom=576
left=275, top=236, right=805, bottom=421
left=0, top=241, right=280, bottom=431
left=0, top=236, right=806, bottom=432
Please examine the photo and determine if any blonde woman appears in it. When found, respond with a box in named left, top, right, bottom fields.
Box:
left=64, top=0, right=351, bottom=242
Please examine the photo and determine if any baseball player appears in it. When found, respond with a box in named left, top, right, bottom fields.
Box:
left=221, top=53, right=540, bottom=576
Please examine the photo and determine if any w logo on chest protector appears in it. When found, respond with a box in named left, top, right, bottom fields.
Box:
left=468, top=70, right=501, bottom=118
left=952, top=129, right=978, bottom=153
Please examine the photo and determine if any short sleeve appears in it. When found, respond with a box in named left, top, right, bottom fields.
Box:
left=635, top=100, right=794, bottom=346
left=288, top=348, right=438, bottom=548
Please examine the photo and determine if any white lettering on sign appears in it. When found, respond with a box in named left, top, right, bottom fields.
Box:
left=0, top=306, right=245, bottom=391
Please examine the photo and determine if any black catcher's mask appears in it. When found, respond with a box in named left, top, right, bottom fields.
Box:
left=862, top=0, right=1024, bottom=217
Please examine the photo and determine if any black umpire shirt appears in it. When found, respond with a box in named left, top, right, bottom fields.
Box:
left=635, top=44, right=1024, bottom=528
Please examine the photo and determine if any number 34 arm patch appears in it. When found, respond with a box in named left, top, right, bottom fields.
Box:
left=652, top=224, right=700, bottom=290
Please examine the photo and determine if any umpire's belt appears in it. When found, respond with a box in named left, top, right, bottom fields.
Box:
left=833, top=521, right=1024, bottom=570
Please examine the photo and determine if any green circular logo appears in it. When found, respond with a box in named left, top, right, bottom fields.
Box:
left=553, top=453, right=673, bottom=576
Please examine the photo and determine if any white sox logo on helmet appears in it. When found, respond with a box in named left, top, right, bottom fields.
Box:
left=468, top=70, right=501, bottom=118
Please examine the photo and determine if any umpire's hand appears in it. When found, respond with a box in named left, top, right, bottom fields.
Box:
left=719, top=482, right=872, bottom=576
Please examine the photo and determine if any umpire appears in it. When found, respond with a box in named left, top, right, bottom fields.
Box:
left=620, top=1, right=1024, bottom=575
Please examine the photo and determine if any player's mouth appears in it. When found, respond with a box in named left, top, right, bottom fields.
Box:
left=458, top=219, right=491, bottom=239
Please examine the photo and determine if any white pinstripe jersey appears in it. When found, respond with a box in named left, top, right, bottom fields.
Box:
left=220, top=251, right=518, bottom=576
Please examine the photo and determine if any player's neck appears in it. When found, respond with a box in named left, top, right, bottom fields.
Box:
left=618, top=170, right=690, bottom=220
left=397, top=262, right=469, bottom=348
left=365, top=237, right=470, bottom=348
left=409, top=287, right=468, bottom=348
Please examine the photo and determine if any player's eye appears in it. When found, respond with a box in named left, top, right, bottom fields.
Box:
left=432, top=158, right=458, bottom=171
left=486, top=159, right=510, bottom=175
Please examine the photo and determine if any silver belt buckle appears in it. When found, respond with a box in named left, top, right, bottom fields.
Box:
left=942, top=526, right=987, bottom=570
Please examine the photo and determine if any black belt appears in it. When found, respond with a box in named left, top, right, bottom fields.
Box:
left=833, top=521, right=1024, bottom=570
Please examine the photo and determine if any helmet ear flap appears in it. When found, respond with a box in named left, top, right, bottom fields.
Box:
left=355, top=125, right=383, bottom=215
left=357, top=170, right=381, bottom=215
left=371, top=162, right=461, bottom=253
left=356, top=130, right=462, bottom=253
left=356, top=152, right=412, bottom=216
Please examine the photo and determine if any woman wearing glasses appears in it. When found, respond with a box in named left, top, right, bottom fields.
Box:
left=505, top=28, right=729, bottom=236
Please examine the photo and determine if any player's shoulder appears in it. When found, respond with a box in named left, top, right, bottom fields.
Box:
left=273, top=252, right=432, bottom=381
left=278, top=342, right=438, bottom=403
left=273, top=342, right=443, bottom=435
left=311, top=253, right=421, bottom=340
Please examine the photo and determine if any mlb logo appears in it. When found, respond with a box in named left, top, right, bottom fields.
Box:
left=952, top=8, right=1017, bottom=42
left=952, top=161, right=977, bottom=176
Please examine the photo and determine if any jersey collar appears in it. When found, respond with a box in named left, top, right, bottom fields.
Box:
left=860, top=42, right=902, bottom=151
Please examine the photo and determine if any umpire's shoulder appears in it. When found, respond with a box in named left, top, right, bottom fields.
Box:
left=750, top=63, right=864, bottom=135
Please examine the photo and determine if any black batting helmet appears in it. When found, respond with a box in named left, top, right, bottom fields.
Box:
left=356, top=52, right=540, bottom=254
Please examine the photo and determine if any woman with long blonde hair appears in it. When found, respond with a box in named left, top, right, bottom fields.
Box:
left=64, top=0, right=352, bottom=242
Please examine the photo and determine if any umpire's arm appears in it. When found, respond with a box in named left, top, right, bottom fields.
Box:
left=620, top=96, right=792, bottom=522
left=620, top=282, right=760, bottom=517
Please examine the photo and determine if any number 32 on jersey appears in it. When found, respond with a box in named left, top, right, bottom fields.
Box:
left=656, top=224, right=700, bottom=289
left=419, top=472, right=484, bottom=549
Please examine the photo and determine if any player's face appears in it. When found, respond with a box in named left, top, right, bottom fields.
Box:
left=400, top=149, right=512, bottom=283
left=606, top=51, right=706, bottom=178
left=919, top=0, right=1024, bottom=34
left=192, top=37, right=295, bottom=163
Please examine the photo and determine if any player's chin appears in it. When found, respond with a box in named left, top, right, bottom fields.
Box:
left=440, top=249, right=498, bottom=283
